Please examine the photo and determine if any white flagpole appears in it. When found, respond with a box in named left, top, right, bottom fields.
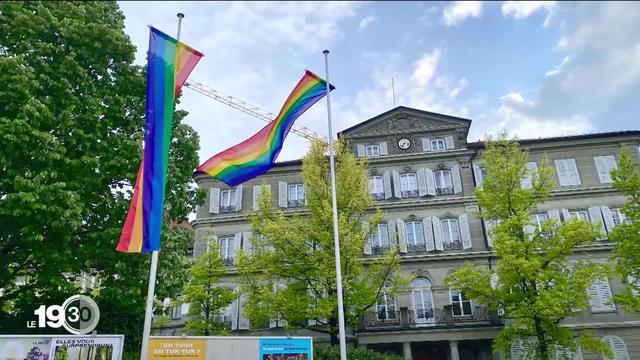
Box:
left=139, top=12, right=185, bottom=360
left=323, top=50, right=347, bottom=360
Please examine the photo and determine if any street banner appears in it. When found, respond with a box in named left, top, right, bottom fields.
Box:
left=0, top=336, right=51, bottom=360
left=259, top=338, right=313, bottom=360
left=49, top=336, right=124, bottom=360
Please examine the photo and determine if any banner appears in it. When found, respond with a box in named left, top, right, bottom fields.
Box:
left=148, top=338, right=206, bottom=360
left=259, top=338, right=313, bottom=360
left=0, top=336, right=51, bottom=360
left=0, top=335, right=123, bottom=360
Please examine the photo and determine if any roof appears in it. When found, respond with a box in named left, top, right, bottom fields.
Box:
left=468, top=130, right=640, bottom=148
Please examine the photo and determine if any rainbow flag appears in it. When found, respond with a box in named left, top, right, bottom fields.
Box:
left=117, top=27, right=203, bottom=253
left=196, top=70, right=334, bottom=186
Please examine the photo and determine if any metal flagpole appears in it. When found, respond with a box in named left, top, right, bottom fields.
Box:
left=323, top=50, right=347, bottom=360
left=139, top=12, right=185, bottom=360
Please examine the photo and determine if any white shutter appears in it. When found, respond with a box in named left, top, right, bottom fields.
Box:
left=422, top=138, right=431, bottom=151
left=357, top=144, right=365, bottom=158
left=387, top=220, right=398, bottom=248
left=588, top=278, right=615, bottom=312
left=209, top=188, right=220, bottom=214
left=396, top=219, right=407, bottom=253
left=594, top=155, right=617, bottom=183
left=600, top=206, right=616, bottom=233
left=459, top=214, right=472, bottom=249
left=521, top=162, right=538, bottom=189
left=238, top=293, right=249, bottom=330
left=363, top=222, right=372, bottom=255
left=417, top=168, right=428, bottom=197
left=523, top=224, right=535, bottom=240
left=242, top=232, right=252, bottom=253
left=603, top=336, right=629, bottom=360
left=181, top=302, right=190, bottom=315
left=452, top=164, right=462, bottom=194
left=235, top=185, right=243, bottom=211
left=231, top=296, right=239, bottom=330
left=379, top=142, right=388, bottom=155
left=278, top=181, right=288, bottom=207
left=233, top=233, right=242, bottom=263
left=555, top=159, right=581, bottom=186
left=253, top=185, right=261, bottom=210
left=392, top=171, right=401, bottom=198
left=423, top=217, right=435, bottom=251
left=473, top=164, right=483, bottom=188
left=588, top=206, right=607, bottom=238
left=425, top=167, right=436, bottom=196
left=548, top=210, right=560, bottom=232
left=445, top=136, right=454, bottom=150
left=561, top=208, right=571, bottom=222
left=484, top=219, right=495, bottom=248
left=432, top=216, right=443, bottom=250
left=383, top=171, right=392, bottom=199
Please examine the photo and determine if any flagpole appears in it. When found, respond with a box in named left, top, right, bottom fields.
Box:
left=139, top=12, right=185, bottom=360
left=323, top=50, right=347, bottom=360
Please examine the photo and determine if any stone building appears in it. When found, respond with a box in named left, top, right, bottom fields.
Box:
left=159, top=106, right=640, bottom=360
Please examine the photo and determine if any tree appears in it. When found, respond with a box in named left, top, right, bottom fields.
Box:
left=610, top=149, right=640, bottom=312
left=182, top=232, right=236, bottom=335
left=445, top=135, right=610, bottom=359
left=0, top=1, right=202, bottom=353
left=237, top=139, right=403, bottom=345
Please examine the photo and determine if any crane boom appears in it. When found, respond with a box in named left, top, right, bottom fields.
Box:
left=184, top=79, right=327, bottom=142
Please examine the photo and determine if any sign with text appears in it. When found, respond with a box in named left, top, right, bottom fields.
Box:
left=0, top=335, right=123, bottom=360
left=148, top=339, right=206, bottom=360
left=259, top=338, right=312, bottom=360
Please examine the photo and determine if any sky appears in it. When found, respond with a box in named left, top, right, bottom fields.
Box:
left=118, top=1, right=640, bottom=163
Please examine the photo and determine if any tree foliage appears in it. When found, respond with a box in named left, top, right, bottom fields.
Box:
left=237, top=140, right=402, bottom=345
left=445, top=135, right=610, bottom=359
left=0, top=1, right=202, bottom=353
left=610, top=149, right=640, bottom=313
left=181, top=232, right=236, bottom=335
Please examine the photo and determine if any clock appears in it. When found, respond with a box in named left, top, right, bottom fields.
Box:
left=398, top=138, right=411, bottom=150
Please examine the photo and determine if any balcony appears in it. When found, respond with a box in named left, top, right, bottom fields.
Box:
left=407, top=243, right=426, bottom=253
left=401, top=190, right=419, bottom=199
left=435, top=187, right=454, bottom=196
left=359, top=305, right=498, bottom=331
left=443, top=240, right=462, bottom=251
left=371, top=192, right=385, bottom=201
left=221, top=257, right=235, bottom=266
left=220, top=205, right=237, bottom=213
left=288, top=199, right=305, bottom=208
left=372, top=245, right=390, bottom=255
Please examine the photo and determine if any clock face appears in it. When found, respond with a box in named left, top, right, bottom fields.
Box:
left=398, top=138, right=411, bottom=150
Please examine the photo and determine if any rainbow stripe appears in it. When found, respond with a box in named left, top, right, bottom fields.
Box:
left=196, top=70, right=334, bottom=186
left=117, top=27, right=203, bottom=253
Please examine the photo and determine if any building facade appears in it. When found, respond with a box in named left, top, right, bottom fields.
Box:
left=159, top=106, right=640, bottom=360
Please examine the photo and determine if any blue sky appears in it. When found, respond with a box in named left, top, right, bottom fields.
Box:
left=118, top=1, right=640, bottom=162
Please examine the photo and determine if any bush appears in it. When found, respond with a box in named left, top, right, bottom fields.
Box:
left=314, top=344, right=403, bottom=360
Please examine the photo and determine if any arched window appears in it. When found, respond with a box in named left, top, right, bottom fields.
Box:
left=376, top=285, right=397, bottom=321
left=510, top=338, right=533, bottom=360
left=602, top=336, right=629, bottom=360
left=411, top=278, right=434, bottom=324
left=554, top=345, right=583, bottom=360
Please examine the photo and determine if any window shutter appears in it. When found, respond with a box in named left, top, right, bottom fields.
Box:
left=181, top=302, right=190, bottom=316
left=523, top=224, right=535, bottom=240
left=357, top=144, right=365, bottom=158
left=459, top=214, right=472, bottom=249
left=588, top=278, right=615, bottom=312
left=473, top=164, right=483, bottom=188
left=209, top=188, right=220, bottom=214
left=600, top=206, right=616, bottom=233
left=379, top=142, right=388, bottom=155
left=423, top=217, right=435, bottom=251
left=238, top=293, right=249, bottom=330
left=396, top=219, right=407, bottom=253
left=521, top=162, right=538, bottom=189
left=233, top=233, right=242, bottom=263
left=603, top=336, right=629, bottom=360
left=422, top=138, right=431, bottom=151
left=425, top=167, right=436, bottom=196
left=432, top=216, right=443, bottom=250
left=594, top=155, right=617, bottom=183
left=561, top=208, right=571, bottom=222
left=547, top=209, right=560, bottom=231
left=484, top=219, right=495, bottom=248
left=556, top=159, right=581, bottom=186
left=444, top=136, right=454, bottom=149
left=242, top=232, right=252, bottom=253
left=588, top=206, right=606, bottom=239
left=278, top=181, right=288, bottom=207
left=392, top=171, right=402, bottom=198
left=363, top=222, right=372, bottom=255
left=417, top=168, right=428, bottom=197
left=383, top=171, right=392, bottom=199
left=387, top=220, right=398, bottom=246
left=235, top=185, right=243, bottom=211
left=231, top=295, right=239, bottom=330
left=451, top=164, right=462, bottom=194
left=253, top=185, right=261, bottom=210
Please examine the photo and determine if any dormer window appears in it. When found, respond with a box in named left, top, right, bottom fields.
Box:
left=431, top=138, right=446, bottom=151
left=366, top=145, right=380, bottom=157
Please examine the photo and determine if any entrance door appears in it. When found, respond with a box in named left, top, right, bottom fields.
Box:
left=412, top=345, right=446, bottom=360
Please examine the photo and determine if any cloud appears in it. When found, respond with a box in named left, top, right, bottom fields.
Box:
left=442, top=1, right=482, bottom=26
left=411, top=50, right=441, bottom=86
left=502, top=1, right=556, bottom=19
left=358, top=15, right=377, bottom=31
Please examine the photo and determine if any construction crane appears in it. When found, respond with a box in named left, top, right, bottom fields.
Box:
left=184, top=79, right=328, bottom=142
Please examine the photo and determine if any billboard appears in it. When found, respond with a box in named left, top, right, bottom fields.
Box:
left=0, top=335, right=124, bottom=360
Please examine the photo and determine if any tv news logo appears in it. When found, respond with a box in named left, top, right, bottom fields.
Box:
left=27, top=295, right=100, bottom=335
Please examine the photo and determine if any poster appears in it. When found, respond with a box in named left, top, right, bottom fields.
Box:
left=147, top=339, right=206, bottom=360
left=0, top=337, right=51, bottom=360
left=258, top=338, right=312, bottom=360
left=49, top=336, right=123, bottom=360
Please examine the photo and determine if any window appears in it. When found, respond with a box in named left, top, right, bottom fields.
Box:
left=376, top=286, right=397, bottom=321
left=611, top=208, right=625, bottom=225
left=400, top=173, right=419, bottom=198
left=365, top=145, right=380, bottom=157
left=602, top=335, right=629, bottom=360
left=218, top=237, right=235, bottom=266
left=371, top=224, right=389, bottom=254
left=434, top=170, right=453, bottom=195
left=554, top=346, right=583, bottom=360
left=451, top=290, right=473, bottom=316
left=171, top=305, right=181, bottom=319
left=216, top=303, right=234, bottom=330
left=531, top=214, right=548, bottom=232
left=220, top=189, right=237, bottom=213
left=569, top=210, right=589, bottom=221
left=287, top=183, right=305, bottom=208
left=440, top=219, right=461, bottom=250
left=369, top=176, right=384, bottom=200
left=405, top=221, right=425, bottom=252
left=411, top=278, right=434, bottom=324
left=431, top=138, right=446, bottom=151
left=588, top=278, right=615, bottom=312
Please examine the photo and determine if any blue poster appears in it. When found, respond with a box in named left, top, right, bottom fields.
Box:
left=259, top=338, right=313, bottom=360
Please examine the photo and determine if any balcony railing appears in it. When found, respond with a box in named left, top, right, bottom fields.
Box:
left=359, top=305, right=498, bottom=331
left=372, top=245, right=390, bottom=255
left=288, top=199, right=305, bottom=208
left=220, top=205, right=237, bottom=213
left=221, top=257, right=235, bottom=266
left=371, top=192, right=385, bottom=201
left=401, top=190, right=419, bottom=199
left=435, top=187, right=454, bottom=196
left=443, top=240, right=462, bottom=251
left=407, top=243, right=426, bottom=253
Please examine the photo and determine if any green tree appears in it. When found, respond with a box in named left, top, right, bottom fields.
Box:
left=237, top=140, right=402, bottom=345
left=610, top=149, right=640, bottom=312
left=0, top=1, right=202, bottom=353
left=445, top=135, right=610, bottom=359
left=182, top=233, right=236, bottom=335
